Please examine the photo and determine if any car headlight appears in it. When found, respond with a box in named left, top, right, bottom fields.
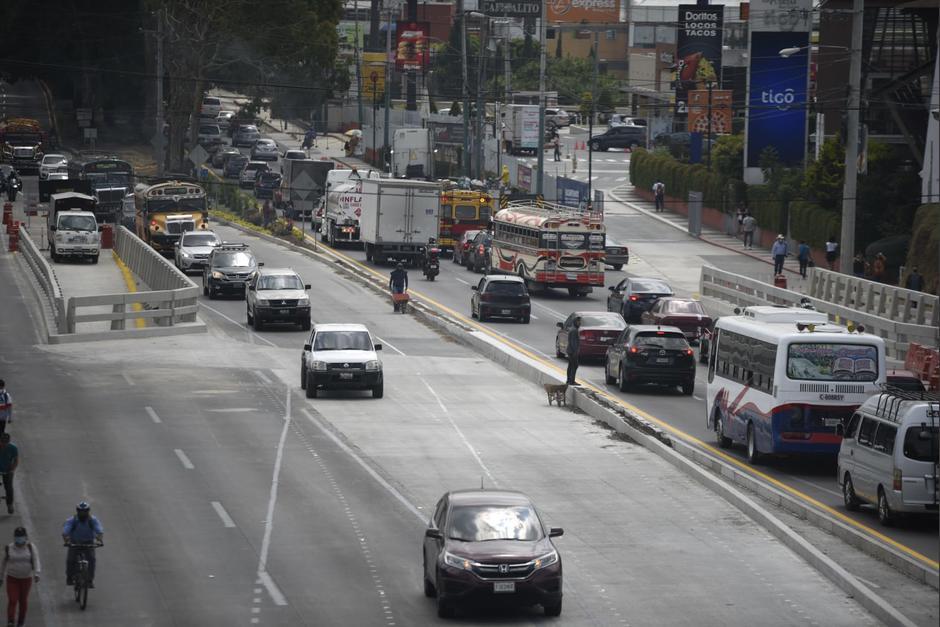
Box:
left=180, top=250, right=192, bottom=258
left=443, top=552, right=472, bottom=570
left=534, top=550, right=558, bottom=570
left=310, top=360, right=328, bottom=371
left=297, top=297, right=310, bottom=307
left=365, top=360, right=381, bottom=371
left=211, top=271, right=225, bottom=280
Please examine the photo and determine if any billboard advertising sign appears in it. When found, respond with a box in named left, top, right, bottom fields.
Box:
left=429, top=121, right=465, bottom=146
left=361, top=52, right=386, bottom=101
left=547, top=0, right=620, bottom=23
left=556, top=177, right=589, bottom=209
left=482, top=0, right=542, bottom=17
left=517, top=164, right=532, bottom=192
left=675, top=4, right=724, bottom=114
left=749, top=0, right=812, bottom=33
left=745, top=31, right=810, bottom=168
left=395, top=22, right=429, bottom=71
left=687, top=89, right=733, bottom=134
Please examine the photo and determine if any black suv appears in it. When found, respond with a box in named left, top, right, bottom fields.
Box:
left=471, top=275, right=531, bottom=323
left=589, top=126, right=646, bottom=152
left=604, top=326, right=696, bottom=395
left=203, top=243, right=261, bottom=299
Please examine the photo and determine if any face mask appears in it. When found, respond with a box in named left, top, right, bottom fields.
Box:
left=13, top=537, right=26, bottom=546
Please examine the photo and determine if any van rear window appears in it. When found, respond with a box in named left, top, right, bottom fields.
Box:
left=903, top=426, right=938, bottom=462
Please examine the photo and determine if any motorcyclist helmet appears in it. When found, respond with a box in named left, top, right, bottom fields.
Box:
left=396, top=262, right=404, bottom=270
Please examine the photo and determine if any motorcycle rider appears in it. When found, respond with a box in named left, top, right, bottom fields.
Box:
left=422, top=238, right=439, bottom=273
left=5, top=169, right=19, bottom=202
left=62, top=502, right=103, bottom=588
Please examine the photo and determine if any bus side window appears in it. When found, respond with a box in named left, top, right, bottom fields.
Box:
left=844, top=412, right=862, bottom=439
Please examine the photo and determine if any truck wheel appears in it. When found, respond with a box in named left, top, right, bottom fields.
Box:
left=91, top=255, right=99, bottom=264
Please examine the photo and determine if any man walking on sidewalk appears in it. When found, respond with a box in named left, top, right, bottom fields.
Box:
left=566, top=317, right=582, bottom=386
left=652, top=180, right=665, bottom=212
left=0, top=435, right=17, bottom=515
left=741, top=212, right=757, bottom=249
left=771, top=235, right=789, bottom=275
left=797, top=240, right=811, bottom=279
left=0, top=381, right=10, bottom=437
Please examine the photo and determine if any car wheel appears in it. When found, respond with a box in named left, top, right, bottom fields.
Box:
left=590, top=140, right=602, bottom=151
left=521, top=314, right=530, bottom=324
left=746, top=423, right=761, bottom=464
left=300, top=363, right=307, bottom=389
left=877, top=488, right=895, bottom=526
left=91, top=255, right=99, bottom=264
left=372, top=383, right=384, bottom=399
left=203, top=283, right=208, bottom=296
left=715, top=413, right=732, bottom=449
left=681, top=381, right=694, bottom=395
left=618, top=365, right=629, bottom=392
left=556, top=341, right=564, bottom=358
left=300, top=319, right=310, bottom=331
left=254, top=317, right=263, bottom=331
left=611, top=264, right=623, bottom=271
left=478, top=308, right=487, bottom=323
left=305, top=372, right=318, bottom=398
left=843, top=474, right=861, bottom=511
left=208, top=288, right=216, bottom=300
left=605, top=363, right=615, bottom=385
left=544, top=599, right=563, bottom=617
left=436, top=588, right=455, bottom=619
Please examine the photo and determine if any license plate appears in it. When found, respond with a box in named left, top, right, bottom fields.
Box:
left=501, top=309, right=511, bottom=314
left=601, top=337, right=612, bottom=342
left=656, top=358, right=671, bottom=364
left=339, top=372, right=354, bottom=380
left=493, top=582, right=515, bottom=594
left=566, top=273, right=577, bottom=280
left=824, top=418, right=842, bottom=427
left=278, top=309, right=289, bottom=315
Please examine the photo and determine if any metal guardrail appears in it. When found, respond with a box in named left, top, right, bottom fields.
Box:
left=700, top=266, right=939, bottom=361
left=17, top=226, right=66, bottom=331
left=808, top=267, right=938, bottom=327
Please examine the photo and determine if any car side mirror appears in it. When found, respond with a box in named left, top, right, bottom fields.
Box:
left=304, top=284, right=311, bottom=290
left=471, top=285, right=478, bottom=291
left=374, top=344, right=383, bottom=351
left=556, top=322, right=564, bottom=328
left=425, top=528, right=443, bottom=540
left=303, top=344, right=311, bottom=351
left=258, top=262, right=264, bottom=267
left=549, top=527, right=564, bottom=538
left=608, top=286, right=615, bottom=291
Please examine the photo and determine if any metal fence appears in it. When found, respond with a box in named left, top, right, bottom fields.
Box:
left=808, top=267, right=938, bottom=327
left=700, top=266, right=939, bottom=361
left=17, top=226, right=66, bottom=332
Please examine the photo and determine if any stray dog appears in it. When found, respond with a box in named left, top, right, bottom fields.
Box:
left=544, top=383, right=568, bottom=407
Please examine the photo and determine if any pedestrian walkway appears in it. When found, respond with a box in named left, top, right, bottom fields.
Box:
left=609, top=183, right=808, bottom=283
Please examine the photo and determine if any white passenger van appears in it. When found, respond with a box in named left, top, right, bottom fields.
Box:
left=838, top=392, right=939, bottom=525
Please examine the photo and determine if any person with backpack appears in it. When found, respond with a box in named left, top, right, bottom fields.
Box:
left=0, top=381, right=10, bottom=436
left=1, top=527, right=40, bottom=627
left=0, top=435, right=17, bottom=516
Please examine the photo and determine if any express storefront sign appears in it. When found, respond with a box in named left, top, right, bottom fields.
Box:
left=548, top=0, right=620, bottom=23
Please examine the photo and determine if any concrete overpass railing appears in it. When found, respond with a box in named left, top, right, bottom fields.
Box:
left=700, top=266, right=939, bottom=361
left=808, top=267, right=938, bottom=327
left=17, top=225, right=66, bottom=332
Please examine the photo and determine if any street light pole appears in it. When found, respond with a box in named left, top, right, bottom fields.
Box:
left=355, top=20, right=364, bottom=129
left=460, top=2, right=470, bottom=178
left=535, top=0, right=547, bottom=196
left=475, top=17, right=489, bottom=180
left=588, top=29, right=598, bottom=203
left=383, top=8, right=392, bottom=172
left=154, top=7, right=165, bottom=175
left=839, top=0, right=864, bottom=274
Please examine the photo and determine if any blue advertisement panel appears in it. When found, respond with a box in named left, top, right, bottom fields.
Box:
left=556, top=177, right=589, bottom=209
left=746, top=31, right=810, bottom=167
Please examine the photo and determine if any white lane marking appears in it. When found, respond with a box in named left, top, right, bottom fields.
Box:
left=301, top=408, right=425, bottom=522
left=256, top=389, right=291, bottom=607
left=199, top=302, right=278, bottom=347
left=454, top=277, right=472, bottom=286
left=693, top=395, right=704, bottom=401
left=529, top=313, right=539, bottom=320
left=786, top=474, right=843, bottom=498
left=145, top=406, right=162, bottom=424
left=205, top=408, right=256, bottom=413
left=211, top=501, right=236, bottom=528
left=256, top=370, right=272, bottom=384
left=532, top=302, right=567, bottom=320
left=174, top=449, right=195, bottom=469
left=122, top=372, right=135, bottom=386
left=419, top=376, right=498, bottom=487
left=375, top=336, right=405, bottom=356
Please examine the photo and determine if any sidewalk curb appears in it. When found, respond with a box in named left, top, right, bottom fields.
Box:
left=608, top=187, right=805, bottom=278
left=210, top=216, right=934, bottom=625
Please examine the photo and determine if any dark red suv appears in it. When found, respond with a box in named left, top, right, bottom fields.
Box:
left=423, top=490, right=564, bottom=618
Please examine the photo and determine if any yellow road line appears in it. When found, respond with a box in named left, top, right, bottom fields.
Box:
left=112, top=250, right=146, bottom=329
left=307, top=234, right=940, bottom=571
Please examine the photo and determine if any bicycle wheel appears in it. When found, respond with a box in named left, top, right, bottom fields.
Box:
left=80, top=580, right=89, bottom=610
left=74, top=581, right=81, bottom=603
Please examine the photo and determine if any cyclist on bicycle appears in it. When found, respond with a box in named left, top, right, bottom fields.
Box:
left=61, top=502, right=103, bottom=588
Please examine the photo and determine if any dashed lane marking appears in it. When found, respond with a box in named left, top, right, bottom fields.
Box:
left=173, top=448, right=194, bottom=469
left=374, top=336, right=405, bottom=356
left=144, top=406, right=162, bottom=423
left=199, top=302, right=278, bottom=347
left=211, top=501, right=236, bottom=528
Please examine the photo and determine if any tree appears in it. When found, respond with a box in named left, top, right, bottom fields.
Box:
left=711, top=134, right=744, bottom=182
left=801, top=138, right=844, bottom=211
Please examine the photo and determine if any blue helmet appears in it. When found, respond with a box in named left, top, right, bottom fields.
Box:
left=76, top=501, right=91, bottom=513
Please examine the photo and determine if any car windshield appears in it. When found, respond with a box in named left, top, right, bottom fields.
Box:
left=631, top=280, right=672, bottom=293
left=786, top=343, right=879, bottom=381
left=58, top=215, right=96, bottom=232
left=258, top=275, right=303, bottom=290
left=314, top=331, right=373, bottom=351
left=214, top=252, right=253, bottom=267
left=229, top=156, right=248, bottom=166
left=260, top=173, right=281, bottom=183
left=199, top=126, right=219, bottom=135
left=447, top=505, right=542, bottom=542
left=182, top=233, right=218, bottom=246
left=666, top=300, right=705, bottom=314
left=485, top=281, right=526, bottom=296
left=245, top=163, right=266, bottom=172
left=579, top=313, right=625, bottom=328
left=285, top=151, right=305, bottom=159
left=239, top=126, right=258, bottom=133
left=43, top=156, right=66, bottom=165
left=903, top=426, right=939, bottom=462
left=634, top=333, right=688, bottom=350
left=256, top=141, right=275, bottom=148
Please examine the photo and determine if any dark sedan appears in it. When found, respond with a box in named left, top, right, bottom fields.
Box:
left=471, top=275, right=530, bottom=323
left=223, top=154, right=249, bottom=178
left=555, top=311, right=626, bottom=359
left=211, top=146, right=241, bottom=169
left=423, top=489, right=564, bottom=619
left=254, top=171, right=283, bottom=200
left=465, top=231, right=492, bottom=273
left=589, top=125, right=646, bottom=152
left=605, top=325, right=696, bottom=395
left=640, top=297, right=712, bottom=346
left=603, top=241, right=629, bottom=270
left=453, top=229, right=481, bottom=266
left=607, top=277, right=674, bottom=323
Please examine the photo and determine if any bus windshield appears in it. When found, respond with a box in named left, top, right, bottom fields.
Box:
left=454, top=204, right=478, bottom=220
left=786, top=343, right=879, bottom=382
left=87, top=172, right=132, bottom=189
left=146, top=198, right=206, bottom=214
left=541, top=232, right=604, bottom=250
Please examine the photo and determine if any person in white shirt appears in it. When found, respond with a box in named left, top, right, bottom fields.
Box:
left=1, top=527, right=40, bottom=627
left=0, top=380, right=11, bottom=436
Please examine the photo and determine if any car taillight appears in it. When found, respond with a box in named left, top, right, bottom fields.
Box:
left=629, top=295, right=638, bottom=301
left=893, top=468, right=902, bottom=491
left=478, top=245, right=484, bottom=254
left=685, top=349, right=694, bottom=356
left=463, top=242, right=470, bottom=250
left=629, top=346, right=638, bottom=353
left=480, top=293, right=493, bottom=302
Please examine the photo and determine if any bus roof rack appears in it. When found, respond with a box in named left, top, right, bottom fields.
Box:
left=503, top=199, right=602, bottom=221
left=872, top=389, right=940, bottom=423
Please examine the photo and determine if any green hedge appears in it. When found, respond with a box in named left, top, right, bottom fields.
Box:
left=629, top=149, right=743, bottom=212
left=789, top=201, right=840, bottom=250
left=905, top=203, right=939, bottom=294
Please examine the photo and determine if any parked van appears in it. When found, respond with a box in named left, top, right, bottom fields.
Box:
left=838, top=392, right=939, bottom=525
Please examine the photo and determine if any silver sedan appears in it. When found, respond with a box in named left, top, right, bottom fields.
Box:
left=250, top=139, right=279, bottom=161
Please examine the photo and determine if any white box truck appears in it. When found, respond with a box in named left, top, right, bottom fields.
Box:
left=319, top=168, right=380, bottom=246
left=506, top=104, right=540, bottom=155
left=359, top=178, right=441, bottom=265
left=391, top=128, right=430, bottom=179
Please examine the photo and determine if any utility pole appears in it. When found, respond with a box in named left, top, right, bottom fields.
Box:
left=588, top=29, right=598, bottom=202
left=154, top=7, right=165, bottom=175
left=706, top=80, right=714, bottom=170
left=383, top=7, right=392, bottom=172
left=503, top=18, right=511, bottom=106
left=535, top=0, right=547, bottom=195
left=475, top=18, right=488, bottom=180
left=839, top=0, right=864, bottom=274
left=406, top=0, right=417, bottom=111
left=460, top=2, right=470, bottom=178
left=355, top=20, right=364, bottom=129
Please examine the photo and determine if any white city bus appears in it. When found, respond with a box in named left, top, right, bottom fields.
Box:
left=705, top=306, right=886, bottom=464
left=489, top=200, right=605, bottom=297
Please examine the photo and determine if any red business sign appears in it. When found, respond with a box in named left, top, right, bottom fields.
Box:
left=396, top=22, right=429, bottom=71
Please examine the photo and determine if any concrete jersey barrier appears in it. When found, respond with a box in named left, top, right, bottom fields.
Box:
left=809, top=266, right=938, bottom=327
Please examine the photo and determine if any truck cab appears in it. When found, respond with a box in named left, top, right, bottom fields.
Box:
left=47, top=192, right=101, bottom=263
